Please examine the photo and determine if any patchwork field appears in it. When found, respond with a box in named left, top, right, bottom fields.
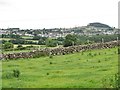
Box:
left=3, top=45, right=62, bottom=54
left=2, top=47, right=118, bottom=88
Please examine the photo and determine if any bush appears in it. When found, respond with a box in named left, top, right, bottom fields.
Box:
left=94, top=53, right=97, bottom=56
left=46, top=39, right=57, bottom=47
left=88, top=53, right=92, bottom=56
left=17, top=44, right=25, bottom=50
left=98, top=52, right=101, bottom=55
left=3, top=42, right=14, bottom=49
left=2, top=69, right=20, bottom=79
left=13, top=69, right=20, bottom=78
left=17, top=44, right=23, bottom=48
left=46, top=73, right=49, bottom=75
left=50, top=62, right=52, bottom=64
left=98, top=60, right=101, bottom=63
left=49, top=55, right=53, bottom=58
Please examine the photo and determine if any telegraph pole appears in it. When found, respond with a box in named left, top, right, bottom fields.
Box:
left=102, top=38, right=104, bottom=43
left=117, top=37, right=119, bottom=41
left=72, top=41, right=74, bottom=46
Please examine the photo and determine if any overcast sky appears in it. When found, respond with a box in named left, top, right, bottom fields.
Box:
left=0, top=0, right=119, bottom=29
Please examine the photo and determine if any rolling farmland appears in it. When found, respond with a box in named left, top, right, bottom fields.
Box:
left=2, top=47, right=118, bottom=88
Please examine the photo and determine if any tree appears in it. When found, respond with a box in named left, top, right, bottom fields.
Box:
left=17, top=44, right=23, bottom=48
left=38, top=37, right=47, bottom=45
left=2, top=34, right=21, bottom=39
left=57, top=37, right=64, bottom=41
left=46, top=39, right=57, bottom=47
left=33, top=36, right=41, bottom=40
left=63, top=34, right=78, bottom=47
left=3, top=42, right=14, bottom=49
left=17, top=44, right=25, bottom=50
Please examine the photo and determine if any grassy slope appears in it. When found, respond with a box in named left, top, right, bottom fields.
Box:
left=2, top=47, right=118, bottom=88
left=0, top=38, right=13, bottom=41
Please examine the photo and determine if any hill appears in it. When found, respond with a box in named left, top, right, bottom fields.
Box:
left=87, top=22, right=112, bottom=29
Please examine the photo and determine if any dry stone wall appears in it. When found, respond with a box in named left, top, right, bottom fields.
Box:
left=1, top=40, right=120, bottom=60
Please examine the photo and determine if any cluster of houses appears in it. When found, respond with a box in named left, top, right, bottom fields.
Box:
left=0, top=23, right=119, bottom=38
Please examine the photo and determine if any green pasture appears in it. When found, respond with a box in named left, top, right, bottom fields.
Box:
left=2, top=50, right=31, bottom=54
left=3, top=44, right=62, bottom=54
left=2, top=47, right=118, bottom=88
left=13, top=44, right=43, bottom=48
left=25, top=40, right=38, bottom=42
left=22, top=36, right=33, bottom=39
left=0, top=38, right=13, bottom=41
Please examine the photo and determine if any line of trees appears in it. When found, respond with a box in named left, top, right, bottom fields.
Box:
left=2, top=34, right=22, bottom=39
left=1, top=34, right=119, bottom=49
left=63, top=34, right=119, bottom=47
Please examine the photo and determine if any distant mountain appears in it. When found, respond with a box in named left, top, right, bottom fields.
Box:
left=87, top=22, right=112, bottom=29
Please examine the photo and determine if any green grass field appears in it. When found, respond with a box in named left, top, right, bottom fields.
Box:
left=2, top=50, right=31, bottom=54
left=2, top=45, right=47, bottom=54
left=3, top=45, right=62, bottom=54
left=22, top=36, right=33, bottom=39
left=13, top=44, right=42, bottom=48
left=0, top=38, right=13, bottom=41
left=2, top=47, right=118, bottom=88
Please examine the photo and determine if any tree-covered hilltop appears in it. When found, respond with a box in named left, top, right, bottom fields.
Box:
left=87, top=22, right=112, bottom=29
